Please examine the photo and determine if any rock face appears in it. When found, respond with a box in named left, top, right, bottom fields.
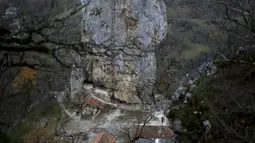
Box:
left=70, top=51, right=85, bottom=100
left=81, top=0, right=167, bottom=47
left=172, top=61, right=217, bottom=103
left=71, top=0, right=167, bottom=104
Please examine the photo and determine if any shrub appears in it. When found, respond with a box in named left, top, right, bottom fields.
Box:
left=12, top=67, right=37, bottom=89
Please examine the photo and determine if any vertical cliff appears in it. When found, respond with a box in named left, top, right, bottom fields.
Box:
left=71, top=0, right=167, bottom=105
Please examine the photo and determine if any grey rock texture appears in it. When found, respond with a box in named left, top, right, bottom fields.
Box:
left=81, top=0, right=167, bottom=47
left=172, top=61, right=217, bottom=103
left=70, top=51, right=85, bottom=100
left=70, top=0, right=167, bottom=104
left=40, top=118, right=48, bottom=127
left=203, top=120, right=211, bottom=133
left=172, top=119, right=182, bottom=132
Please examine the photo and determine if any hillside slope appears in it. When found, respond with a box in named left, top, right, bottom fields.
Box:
left=168, top=51, right=255, bottom=142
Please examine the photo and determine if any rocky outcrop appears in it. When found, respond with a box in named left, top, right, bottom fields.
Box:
left=172, top=61, right=217, bottom=103
left=70, top=0, right=167, bottom=104
left=83, top=83, right=153, bottom=111
left=81, top=0, right=167, bottom=47
left=70, top=51, right=85, bottom=100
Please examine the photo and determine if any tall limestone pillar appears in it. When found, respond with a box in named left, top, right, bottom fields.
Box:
left=71, top=0, right=167, bottom=105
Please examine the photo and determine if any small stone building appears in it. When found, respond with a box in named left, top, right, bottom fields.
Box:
left=131, top=125, right=175, bottom=143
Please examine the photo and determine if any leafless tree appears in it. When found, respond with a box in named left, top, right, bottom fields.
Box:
left=208, top=0, right=255, bottom=59
left=114, top=111, right=155, bottom=143
left=0, top=0, right=91, bottom=134
left=0, top=0, right=159, bottom=136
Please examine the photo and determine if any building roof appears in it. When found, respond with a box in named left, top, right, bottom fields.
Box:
left=92, top=131, right=116, bottom=143
left=85, top=97, right=105, bottom=106
left=135, top=138, right=174, bottom=143
left=131, top=125, right=175, bottom=139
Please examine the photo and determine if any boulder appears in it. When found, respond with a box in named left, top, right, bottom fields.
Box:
left=40, top=118, right=48, bottom=127
left=172, top=119, right=182, bottom=131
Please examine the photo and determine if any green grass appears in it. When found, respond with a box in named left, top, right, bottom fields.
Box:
left=167, top=23, right=172, bottom=34
left=181, top=43, right=211, bottom=59
left=167, top=7, right=191, bottom=19
left=188, top=19, right=214, bottom=30
left=9, top=99, right=62, bottom=143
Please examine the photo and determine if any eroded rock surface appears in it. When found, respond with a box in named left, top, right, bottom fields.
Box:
left=71, top=0, right=167, bottom=105
left=81, top=0, right=167, bottom=47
